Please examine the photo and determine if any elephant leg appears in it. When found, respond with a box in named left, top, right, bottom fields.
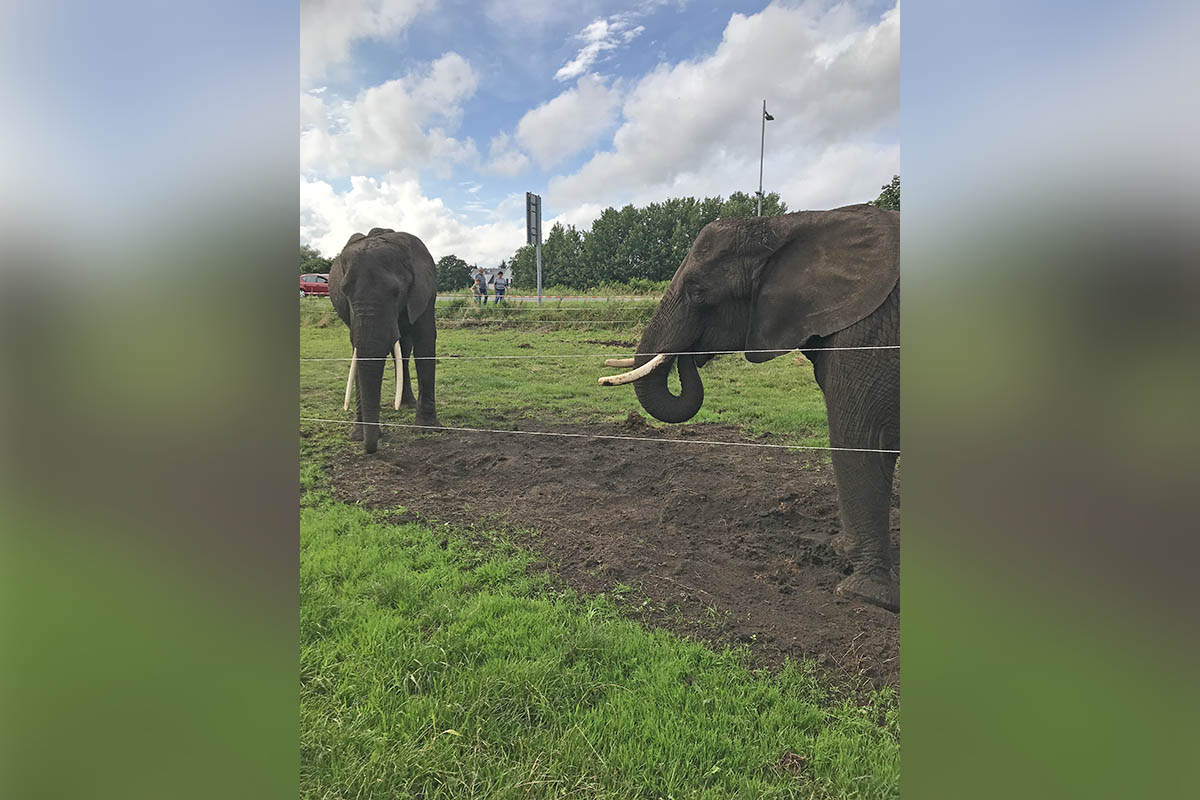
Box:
left=399, top=337, right=417, bottom=408
left=828, top=448, right=898, bottom=612
left=810, top=285, right=899, bottom=611
left=412, top=317, right=440, bottom=428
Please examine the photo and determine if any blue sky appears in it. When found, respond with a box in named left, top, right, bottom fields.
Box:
left=301, top=0, right=899, bottom=264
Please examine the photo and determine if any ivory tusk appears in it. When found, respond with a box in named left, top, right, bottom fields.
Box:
left=393, top=340, right=403, bottom=410
left=343, top=348, right=358, bottom=411
left=603, top=357, right=635, bottom=368
left=598, top=353, right=670, bottom=386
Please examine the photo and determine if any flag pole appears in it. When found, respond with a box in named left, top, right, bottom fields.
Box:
left=757, top=100, right=767, bottom=216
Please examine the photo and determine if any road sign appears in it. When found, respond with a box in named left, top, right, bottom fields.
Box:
left=526, top=192, right=541, bottom=245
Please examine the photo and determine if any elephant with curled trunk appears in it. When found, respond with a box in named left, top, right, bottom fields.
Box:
left=329, top=228, right=440, bottom=454
left=600, top=204, right=899, bottom=611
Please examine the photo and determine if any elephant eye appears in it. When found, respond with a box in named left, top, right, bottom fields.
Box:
left=686, top=282, right=707, bottom=305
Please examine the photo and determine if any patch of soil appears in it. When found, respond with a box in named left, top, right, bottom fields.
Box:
left=327, top=419, right=899, bottom=687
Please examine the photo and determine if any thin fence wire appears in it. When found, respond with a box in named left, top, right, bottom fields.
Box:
left=304, top=320, right=651, bottom=329
left=436, top=298, right=662, bottom=303
left=301, top=310, right=655, bottom=321
left=302, top=316, right=657, bottom=321
left=435, top=320, right=650, bottom=325
left=298, top=416, right=899, bottom=455
left=299, top=345, right=899, bottom=362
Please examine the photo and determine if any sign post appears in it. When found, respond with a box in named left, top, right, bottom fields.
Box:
left=526, top=192, right=542, bottom=305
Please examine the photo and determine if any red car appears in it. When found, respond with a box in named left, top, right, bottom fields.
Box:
left=300, top=273, right=330, bottom=297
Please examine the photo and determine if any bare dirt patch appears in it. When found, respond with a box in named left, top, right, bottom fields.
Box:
left=327, top=419, right=899, bottom=687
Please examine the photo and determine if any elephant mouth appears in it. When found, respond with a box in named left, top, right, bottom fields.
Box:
left=598, top=351, right=704, bottom=424
left=597, top=349, right=718, bottom=386
left=597, top=352, right=671, bottom=386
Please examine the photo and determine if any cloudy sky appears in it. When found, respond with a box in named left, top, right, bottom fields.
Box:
left=300, top=0, right=899, bottom=264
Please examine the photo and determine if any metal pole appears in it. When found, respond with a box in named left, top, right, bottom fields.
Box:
left=536, top=239, right=542, bottom=305
left=758, top=99, right=766, bottom=216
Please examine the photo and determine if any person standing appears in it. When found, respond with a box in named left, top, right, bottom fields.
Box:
left=492, top=270, right=508, bottom=305
left=472, top=267, right=488, bottom=306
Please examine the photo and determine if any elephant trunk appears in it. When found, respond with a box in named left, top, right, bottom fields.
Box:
left=633, top=353, right=703, bottom=423
left=631, top=289, right=704, bottom=423
left=351, top=308, right=398, bottom=454
left=356, top=355, right=385, bottom=453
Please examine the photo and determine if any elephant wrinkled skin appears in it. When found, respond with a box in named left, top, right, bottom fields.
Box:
left=604, top=204, right=900, bottom=612
left=329, top=228, right=440, bottom=453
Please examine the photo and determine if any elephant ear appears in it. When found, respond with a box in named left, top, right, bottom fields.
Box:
left=343, top=232, right=366, bottom=248
left=377, top=231, right=436, bottom=323
left=744, top=205, right=898, bottom=362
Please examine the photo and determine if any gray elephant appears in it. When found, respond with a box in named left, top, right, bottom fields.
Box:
left=329, top=228, right=440, bottom=453
left=599, top=204, right=899, bottom=611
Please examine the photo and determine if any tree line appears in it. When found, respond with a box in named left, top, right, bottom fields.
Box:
left=299, top=178, right=898, bottom=293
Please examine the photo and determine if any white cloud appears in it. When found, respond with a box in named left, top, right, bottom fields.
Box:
left=300, top=91, right=327, bottom=129
left=481, top=75, right=622, bottom=175
left=515, top=75, right=622, bottom=169
left=301, top=0, right=435, bottom=84
left=546, top=3, right=899, bottom=217
left=301, top=53, right=479, bottom=178
left=482, top=132, right=530, bottom=177
left=555, top=14, right=646, bottom=82
left=301, top=173, right=524, bottom=266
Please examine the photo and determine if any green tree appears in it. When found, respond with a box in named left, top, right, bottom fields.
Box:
left=502, top=191, right=793, bottom=290
left=540, top=223, right=585, bottom=287
left=509, top=246, right=536, bottom=289
left=580, top=205, right=638, bottom=286
left=300, top=243, right=331, bottom=275
left=719, top=191, right=788, bottom=218
left=434, top=254, right=473, bottom=292
left=870, top=175, right=899, bottom=211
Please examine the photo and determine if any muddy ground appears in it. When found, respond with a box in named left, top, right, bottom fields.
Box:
left=328, top=417, right=899, bottom=688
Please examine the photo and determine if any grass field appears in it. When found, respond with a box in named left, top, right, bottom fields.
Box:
left=300, top=300, right=832, bottom=449
left=300, top=307, right=898, bottom=799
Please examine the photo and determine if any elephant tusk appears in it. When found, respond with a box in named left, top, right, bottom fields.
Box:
left=598, top=353, right=671, bottom=386
left=393, top=340, right=403, bottom=410
left=603, top=357, right=635, bottom=368
left=343, top=348, right=357, bottom=411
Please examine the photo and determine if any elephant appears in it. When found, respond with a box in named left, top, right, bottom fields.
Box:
left=599, top=204, right=899, bottom=612
left=329, top=227, right=440, bottom=454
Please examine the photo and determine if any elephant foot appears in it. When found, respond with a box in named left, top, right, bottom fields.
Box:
left=399, top=395, right=418, bottom=409
left=349, top=423, right=385, bottom=441
left=415, top=412, right=441, bottom=429
left=830, top=533, right=854, bottom=558
left=836, top=571, right=898, bottom=613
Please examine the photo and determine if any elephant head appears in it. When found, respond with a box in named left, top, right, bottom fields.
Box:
left=329, top=229, right=436, bottom=453
left=601, top=204, right=899, bottom=422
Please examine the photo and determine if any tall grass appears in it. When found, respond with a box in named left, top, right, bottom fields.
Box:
left=301, top=296, right=660, bottom=328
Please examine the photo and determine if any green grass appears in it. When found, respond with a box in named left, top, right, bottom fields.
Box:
left=300, top=483, right=898, bottom=799
left=300, top=311, right=831, bottom=449
left=300, top=313, right=896, bottom=798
